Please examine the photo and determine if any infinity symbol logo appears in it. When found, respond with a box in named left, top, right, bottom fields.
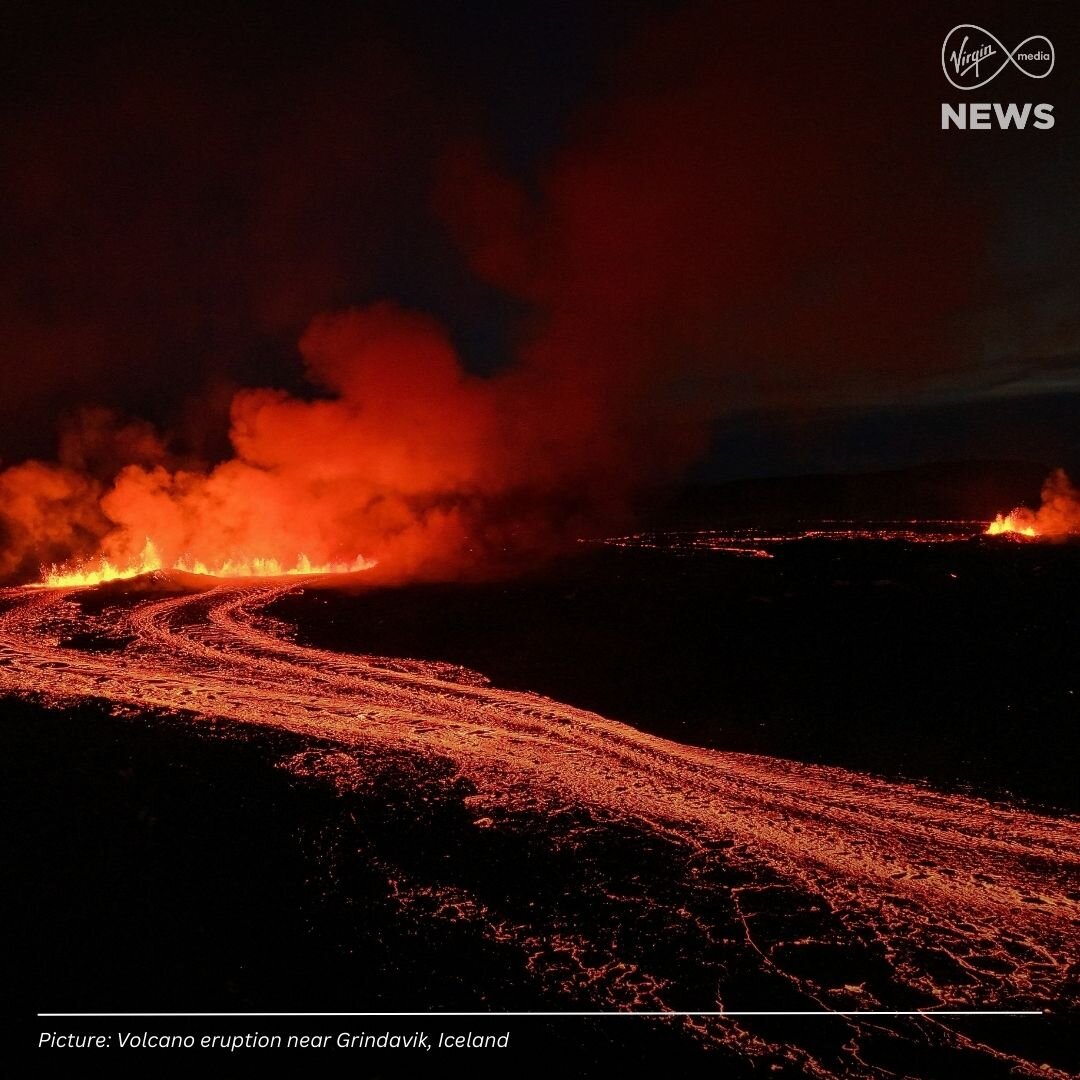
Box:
left=941, top=24, right=1054, bottom=90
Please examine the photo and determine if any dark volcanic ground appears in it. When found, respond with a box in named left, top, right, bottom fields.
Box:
left=7, top=534, right=1080, bottom=1073
left=8, top=702, right=704, bottom=1068
left=272, top=538, right=1080, bottom=812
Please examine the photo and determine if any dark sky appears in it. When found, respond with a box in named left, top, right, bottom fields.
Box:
left=2, top=0, right=1079, bottom=480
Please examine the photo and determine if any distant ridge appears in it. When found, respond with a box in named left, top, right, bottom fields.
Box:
left=654, top=460, right=1052, bottom=528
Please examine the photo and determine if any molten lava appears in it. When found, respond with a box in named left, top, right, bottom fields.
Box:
left=38, top=537, right=375, bottom=588
left=985, top=512, right=1038, bottom=538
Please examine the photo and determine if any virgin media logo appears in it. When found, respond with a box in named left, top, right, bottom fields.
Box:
left=942, top=25, right=1054, bottom=90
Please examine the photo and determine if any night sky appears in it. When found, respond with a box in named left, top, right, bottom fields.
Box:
left=2, top=0, right=1078, bottom=485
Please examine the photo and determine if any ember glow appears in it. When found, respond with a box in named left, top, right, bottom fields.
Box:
left=36, top=537, right=375, bottom=588
left=593, top=520, right=991, bottom=558
left=0, top=577, right=1076, bottom=1075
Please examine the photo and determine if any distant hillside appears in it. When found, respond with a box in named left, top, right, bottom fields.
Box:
left=653, top=461, right=1053, bottom=528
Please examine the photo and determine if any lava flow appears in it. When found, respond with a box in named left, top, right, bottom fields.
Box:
left=1, top=578, right=1077, bottom=1075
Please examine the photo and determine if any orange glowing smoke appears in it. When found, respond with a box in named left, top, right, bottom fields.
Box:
left=37, top=538, right=375, bottom=588
left=1, top=303, right=687, bottom=586
left=985, top=469, right=1080, bottom=539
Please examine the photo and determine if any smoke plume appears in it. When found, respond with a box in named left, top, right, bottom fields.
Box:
left=0, top=6, right=999, bottom=582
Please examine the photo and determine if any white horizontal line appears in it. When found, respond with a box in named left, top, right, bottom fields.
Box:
left=38, top=1010, right=1044, bottom=1018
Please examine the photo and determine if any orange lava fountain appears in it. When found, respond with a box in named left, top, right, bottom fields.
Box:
left=985, top=512, right=1039, bottom=538
left=37, top=538, right=375, bottom=588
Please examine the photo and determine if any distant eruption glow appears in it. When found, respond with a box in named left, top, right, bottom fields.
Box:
left=37, top=538, right=374, bottom=588
left=984, top=468, right=1080, bottom=540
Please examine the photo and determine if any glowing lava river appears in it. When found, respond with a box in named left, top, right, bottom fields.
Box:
left=3, top=576, right=1078, bottom=1076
